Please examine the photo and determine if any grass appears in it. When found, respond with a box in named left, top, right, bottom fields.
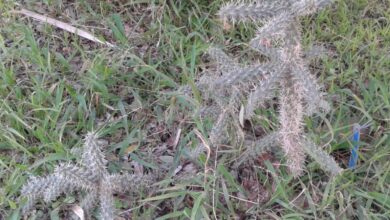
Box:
left=0, top=0, right=389, bottom=219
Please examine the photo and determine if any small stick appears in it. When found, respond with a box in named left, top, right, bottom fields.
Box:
left=14, top=8, right=116, bottom=47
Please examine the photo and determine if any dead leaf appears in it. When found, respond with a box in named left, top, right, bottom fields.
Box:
left=125, top=144, right=138, bottom=154
left=239, top=105, right=245, bottom=127
left=71, top=205, right=85, bottom=220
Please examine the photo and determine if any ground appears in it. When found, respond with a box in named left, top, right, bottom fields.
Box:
left=0, top=0, right=389, bottom=219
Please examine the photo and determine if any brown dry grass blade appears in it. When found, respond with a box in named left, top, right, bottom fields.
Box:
left=16, top=8, right=116, bottom=48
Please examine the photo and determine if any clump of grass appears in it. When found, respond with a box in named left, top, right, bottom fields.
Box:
left=20, top=132, right=154, bottom=219
left=186, top=0, right=342, bottom=177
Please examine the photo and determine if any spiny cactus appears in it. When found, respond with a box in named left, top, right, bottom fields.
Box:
left=20, top=132, right=154, bottom=220
left=185, top=0, right=342, bottom=177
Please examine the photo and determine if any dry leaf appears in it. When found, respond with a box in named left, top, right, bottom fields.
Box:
left=239, top=105, right=245, bottom=127
left=125, top=144, right=138, bottom=154
left=71, top=205, right=85, bottom=220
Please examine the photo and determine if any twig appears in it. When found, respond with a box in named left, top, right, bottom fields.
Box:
left=14, top=8, right=116, bottom=47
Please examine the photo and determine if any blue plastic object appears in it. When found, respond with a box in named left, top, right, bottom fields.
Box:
left=348, top=124, right=361, bottom=169
left=348, top=122, right=371, bottom=169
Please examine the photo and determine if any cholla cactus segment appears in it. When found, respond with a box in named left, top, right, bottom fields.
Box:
left=279, top=79, right=306, bottom=177
left=181, top=0, right=340, bottom=177
left=54, top=163, right=96, bottom=189
left=235, top=132, right=281, bottom=167
left=218, top=0, right=292, bottom=23
left=20, top=176, right=51, bottom=214
left=290, top=0, right=333, bottom=16
left=80, top=190, right=98, bottom=215
left=303, top=139, right=343, bottom=175
left=208, top=47, right=242, bottom=74
left=42, top=164, right=94, bottom=202
left=99, top=177, right=115, bottom=220
left=291, top=64, right=330, bottom=115
left=250, top=132, right=281, bottom=155
left=186, top=110, right=229, bottom=160
left=20, top=132, right=153, bottom=219
left=209, top=110, right=229, bottom=146
left=82, top=132, right=107, bottom=178
left=218, top=0, right=333, bottom=24
left=213, top=63, right=274, bottom=88
left=252, top=11, right=293, bottom=40
left=245, top=71, right=281, bottom=117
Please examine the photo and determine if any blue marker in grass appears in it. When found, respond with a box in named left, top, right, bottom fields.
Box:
left=348, top=122, right=371, bottom=169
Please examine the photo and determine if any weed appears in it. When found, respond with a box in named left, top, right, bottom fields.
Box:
left=20, top=132, right=153, bottom=219
left=186, top=0, right=342, bottom=177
